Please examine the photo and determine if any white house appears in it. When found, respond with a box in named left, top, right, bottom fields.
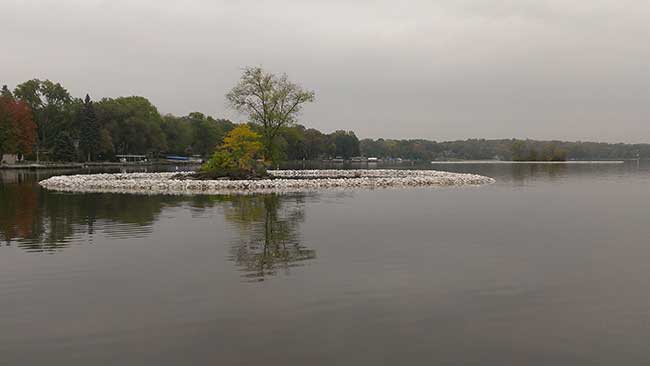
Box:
left=1, top=154, right=18, bottom=165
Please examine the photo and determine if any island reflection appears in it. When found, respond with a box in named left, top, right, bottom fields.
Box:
left=1, top=172, right=316, bottom=280
left=219, top=194, right=315, bottom=281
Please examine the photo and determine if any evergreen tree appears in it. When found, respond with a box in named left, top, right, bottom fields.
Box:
left=52, top=132, right=77, bottom=162
left=78, top=94, right=100, bottom=161
left=1, top=85, right=13, bottom=99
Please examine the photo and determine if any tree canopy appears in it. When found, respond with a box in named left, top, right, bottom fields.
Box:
left=52, top=132, right=76, bottom=162
left=227, top=66, right=315, bottom=161
left=13, top=79, right=73, bottom=157
left=3, top=77, right=650, bottom=164
left=0, top=96, right=37, bottom=158
left=79, top=95, right=100, bottom=161
left=95, top=96, right=167, bottom=155
left=201, top=125, right=266, bottom=179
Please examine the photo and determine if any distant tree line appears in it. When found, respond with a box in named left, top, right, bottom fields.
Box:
left=360, top=138, right=650, bottom=161
left=2, top=78, right=649, bottom=163
left=1, top=78, right=360, bottom=162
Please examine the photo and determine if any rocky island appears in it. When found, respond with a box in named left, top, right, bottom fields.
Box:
left=39, top=169, right=495, bottom=195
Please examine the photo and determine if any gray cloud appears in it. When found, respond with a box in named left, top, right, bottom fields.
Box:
left=3, top=0, right=649, bottom=142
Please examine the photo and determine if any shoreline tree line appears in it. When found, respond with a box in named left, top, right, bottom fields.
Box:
left=0, top=76, right=359, bottom=163
left=2, top=71, right=650, bottom=164
left=359, top=137, right=649, bottom=161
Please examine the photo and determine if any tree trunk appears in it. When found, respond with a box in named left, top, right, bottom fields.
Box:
left=264, top=135, right=274, bottom=162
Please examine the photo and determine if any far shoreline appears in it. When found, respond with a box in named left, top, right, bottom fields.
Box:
left=2, top=159, right=633, bottom=170
left=0, top=161, right=200, bottom=170
left=430, top=160, right=626, bottom=164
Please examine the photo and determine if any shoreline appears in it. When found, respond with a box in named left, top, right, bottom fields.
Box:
left=0, top=161, right=200, bottom=170
left=3, top=159, right=631, bottom=170
left=431, top=160, right=626, bottom=164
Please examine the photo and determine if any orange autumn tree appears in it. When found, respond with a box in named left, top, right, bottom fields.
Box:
left=201, top=124, right=266, bottom=179
left=0, top=96, right=37, bottom=158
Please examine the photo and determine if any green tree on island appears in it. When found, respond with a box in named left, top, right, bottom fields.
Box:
left=200, top=124, right=266, bottom=179
left=226, top=67, right=315, bottom=163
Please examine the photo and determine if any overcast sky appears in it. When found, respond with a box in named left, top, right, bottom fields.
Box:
left=3, top=0, right=649, bottom=142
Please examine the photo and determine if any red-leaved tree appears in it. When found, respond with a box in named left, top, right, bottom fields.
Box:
left=0, top=96, right=37, bottom=157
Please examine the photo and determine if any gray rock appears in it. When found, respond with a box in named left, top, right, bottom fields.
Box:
left=39, top=170, right=496, bottom=195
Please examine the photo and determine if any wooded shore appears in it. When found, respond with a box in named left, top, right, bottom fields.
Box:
left=0, top=161, right=199, bottom=170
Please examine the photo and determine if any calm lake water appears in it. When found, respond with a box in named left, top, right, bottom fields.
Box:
left=1, top=162, right=650, bottom=365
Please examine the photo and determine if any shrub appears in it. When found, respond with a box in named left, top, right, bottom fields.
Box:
left=200, top=125, right=267, bottom=179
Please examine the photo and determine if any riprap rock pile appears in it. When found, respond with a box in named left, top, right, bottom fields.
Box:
left=39, top=170, right=495, bottom=195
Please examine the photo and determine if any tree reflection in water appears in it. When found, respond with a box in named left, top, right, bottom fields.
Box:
left=219, top=194, right=316, bottom=281
left=1, top=170, right=316, bottom=280
left=0, top=184, right=174, bottom=252
left=0, top=183, right=43, bottom=246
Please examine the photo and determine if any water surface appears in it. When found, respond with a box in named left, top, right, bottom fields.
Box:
left=1, top=162, right=649, bottom=365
